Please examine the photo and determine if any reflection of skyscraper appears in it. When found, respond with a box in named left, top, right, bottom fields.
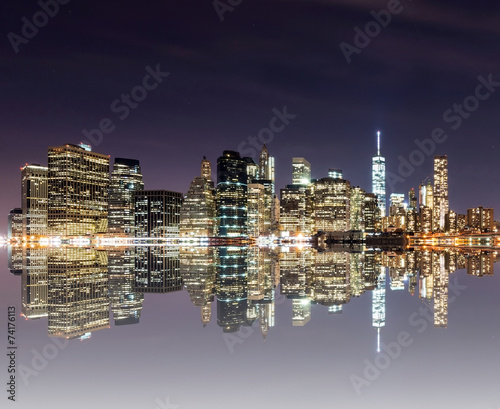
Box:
left=215, top=247, right=248, bottom=332
left=48, top=143, right=110, bottom=236
left=372, top=131, right=386, bottom=217
left=108, top=158, right=144, bottom=236
left=372, top=268, right=386, bottom=353
left=292, top=299, right=311, bottom=326
left=310, top=251, right=351, bottom=306
left=216, top=151, right=248, bottom=237
left=433, top=253, right=448, bottom=328
left=108, top=248, right=144, bottom=326
left=22, top=248, right=48, bottom=319
left=48, top=248, right=109, bottom=339
left=21, top=164, right=48, bottom=236
left=134, top=247, right=182, bottom=293
left=8, top=245, right=23, bottom=275
left=180, top=247, right=216, bottom=326
left=433, top=156, right=449, bottom=232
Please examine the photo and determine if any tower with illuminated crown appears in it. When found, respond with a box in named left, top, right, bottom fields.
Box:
left=372, top=131, right=386, bottom=217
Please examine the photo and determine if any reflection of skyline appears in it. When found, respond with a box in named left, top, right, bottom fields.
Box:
left=7, top=246, right=500, bottom=342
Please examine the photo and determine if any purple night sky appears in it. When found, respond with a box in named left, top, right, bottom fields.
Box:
left=1, top=0, right=500, bottom=233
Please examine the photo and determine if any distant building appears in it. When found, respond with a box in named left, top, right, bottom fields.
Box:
left=350, top=187, right=365, bottom=231
left=108, top=158, right=144, bottom=236
left=280, top=184, right=312, bottom=235
left=259, top=145, right=275, bottom=193
left=21, top=164, right=48, bottom=236
left=328, top=169, right=343, bottom=180
left=312, top=177, right=351, bottom=232
left=408, top=188, right=417, bottom=210
left=48, top=143, right=109, bottom=236
left=292, top=157, right=311, bottom=185
left=8, top=208, right=22, bottom=239
left=216, top=151, right=248, bottom=237
left=134, top=190, right=183, bottom=238
left=363, top=193, right=379, bottom=233
left=467, top=207, right=494, bottom=232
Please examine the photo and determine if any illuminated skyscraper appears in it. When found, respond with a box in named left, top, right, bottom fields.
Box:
left=408, top=188, right=417, bottom=210
left=21, top=164, right=48, bottom=236
left=389, top=193, right=405, bottom=217
left=180, top=159, right=216, bottom=238
left=48, top=143, right=110, bottom=236
left=350, top=186, right=365, bottom=231
left=467, top=207, right=494, bottom=232
left=280, top=185, right=313, bottom=235
left=134, top=190, right=183, bottom=238
left=433, top=155, right=449, bottom=232
left=372, top=131, right=386, bottom=217
left=328, top=169, right=343, bottom=180
left=363, top=193, right=379, bottom=233
left=247, top=183, right=266, bottom=237
left=259, top=145, right=275, bottom=193
left=216, top=151, right=248, bottom=237
left=292, top=157, right=311, bottom=185
left=312, top=177, right=351, bottom=232
left=108, top=158, right=144, bottom=236
left=8, top=208, right=22, bottom=239
left=201, top=156, right=212, bottom=181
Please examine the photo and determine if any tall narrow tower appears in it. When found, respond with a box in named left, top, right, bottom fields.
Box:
left=433, top=155, right=449, bottom=232
left=372, top=131, right=386, bottom=217
left=201, top=156, right=211, bottom=181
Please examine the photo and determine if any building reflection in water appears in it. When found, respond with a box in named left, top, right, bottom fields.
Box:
left=108, top=248, right=144, bottom=326
left=47, top=248, right=110, bottom=339
left=7, top=245, right=500, bottom=342
left=22, top=247, right=48, bottom=320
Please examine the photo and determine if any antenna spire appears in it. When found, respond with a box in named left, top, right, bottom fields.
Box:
left=377, top=131, right=381, bottom=156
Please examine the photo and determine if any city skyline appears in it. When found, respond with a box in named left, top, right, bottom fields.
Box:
left=2, top=1, right=500, bottom=235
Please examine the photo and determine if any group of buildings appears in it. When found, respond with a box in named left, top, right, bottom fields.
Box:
left=6, top=136, right=496, bottom=241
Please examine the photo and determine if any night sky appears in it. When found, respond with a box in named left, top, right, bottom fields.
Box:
left=2, top=0, right=500, bottom=233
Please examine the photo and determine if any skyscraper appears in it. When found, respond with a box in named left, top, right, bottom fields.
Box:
left=433, top=155, right=449, bottom=232
left=280, top=185, right=313, bottom=235
left=292, top=157, right=311, bottom=185
left=312, top=177, right=351, bottom=232
left=258, top=144, right=275, bottom=192
left=328, top=168, right=343, bottom=180
left=216, top=150, right=248, bottom=237
left=372, top=131, right=386, bottom=217
left=201, top=156, right=212, bottom=181
left=21, top=164, right=48, bottom=236
left=180, top=157, right=216, bottom=238
left=7, top=208, right=22, bottom=239
left=48, top=143, right=110, bottom=236
left=134, top=190, right=183, bottom=238
left=350, top=186, right=365, bottom=231
left=108, top=158, right=144, bottom=236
